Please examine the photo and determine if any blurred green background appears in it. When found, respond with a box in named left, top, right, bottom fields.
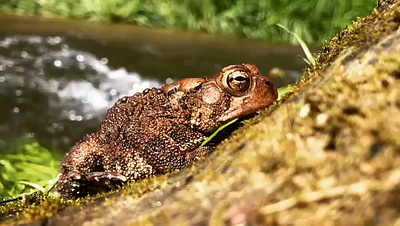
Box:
left=1, top=0, right=376, bottom=44
left=0, top=0, right=377, bottom=200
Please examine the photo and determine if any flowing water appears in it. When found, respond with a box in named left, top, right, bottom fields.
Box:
left=0, top=15, right=308, bottom=154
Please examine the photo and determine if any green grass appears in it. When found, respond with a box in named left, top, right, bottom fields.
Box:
left=200, top=118, right=239, bottom=147
left=0, top=0, right=376, bottom=44
left=277, top=24, right=316, bottom=65
left=277, top=84, right=293, bottom=100
left=0, top=136, right=61, bottom=200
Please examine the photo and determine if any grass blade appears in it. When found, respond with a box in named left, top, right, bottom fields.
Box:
left=200, top=118, right=239, bottom=147
left=277, top=24, right=316, bottom=66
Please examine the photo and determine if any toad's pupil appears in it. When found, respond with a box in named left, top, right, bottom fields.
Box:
left=228, top=76, right=250, bottom=92
left=229, top=74, right=249, bottom=85
left=236, top=76, right=246, bottom=81
left=228, top=74, right=248, bottom=84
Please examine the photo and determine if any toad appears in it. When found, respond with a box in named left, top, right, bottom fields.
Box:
left=56, top=64, right=278, bottom=198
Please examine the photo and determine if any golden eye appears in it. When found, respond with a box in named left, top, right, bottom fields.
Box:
left=224, top=70, right=251, bottom=93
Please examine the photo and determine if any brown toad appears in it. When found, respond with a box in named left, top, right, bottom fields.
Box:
left=56, top=64, right=278, bottom=198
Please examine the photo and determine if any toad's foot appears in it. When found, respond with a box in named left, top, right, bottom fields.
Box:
left=56, top=171, right=127, bottom=199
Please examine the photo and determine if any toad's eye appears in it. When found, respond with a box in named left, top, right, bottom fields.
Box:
left=224, top=70, right=251, bottom=93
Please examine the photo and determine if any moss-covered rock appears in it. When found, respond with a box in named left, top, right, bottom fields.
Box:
left=3, top=0, right=400, bottom=225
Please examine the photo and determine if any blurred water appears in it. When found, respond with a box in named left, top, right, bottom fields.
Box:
left=0, top=35, right=163, bottom=152
left=0, top=15, right=308, bottom=153
left=0, top=35, right=161, bottom=114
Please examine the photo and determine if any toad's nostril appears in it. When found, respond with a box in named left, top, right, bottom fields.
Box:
left=265, top=81, right=272, bottom=86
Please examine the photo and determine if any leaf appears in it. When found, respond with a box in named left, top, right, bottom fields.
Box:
left=200, top=118, right=239, bottom=147
left=277, top=84, right=294, bottom=100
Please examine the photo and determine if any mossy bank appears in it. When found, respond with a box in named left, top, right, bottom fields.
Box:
left=2, top=0, right=400, bottom=225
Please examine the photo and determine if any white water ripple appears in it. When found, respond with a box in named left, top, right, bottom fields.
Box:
left=0, top=35, right=162, bottom=120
